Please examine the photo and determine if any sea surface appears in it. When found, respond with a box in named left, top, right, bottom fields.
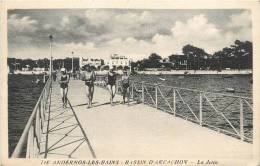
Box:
left=131, top=74, right=252, bottom=96
left=8, top=74, right=44, bottom=156
left=8, top=74, right=253, bottom=156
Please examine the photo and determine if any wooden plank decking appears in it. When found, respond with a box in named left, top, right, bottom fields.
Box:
left=40, top=79, right=252, bottom=164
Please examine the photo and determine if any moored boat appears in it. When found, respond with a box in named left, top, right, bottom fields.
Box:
left=225, top=88, right=235, bottom=93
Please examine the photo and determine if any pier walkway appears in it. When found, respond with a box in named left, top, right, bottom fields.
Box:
left=39, top=79, right=252, bottom=160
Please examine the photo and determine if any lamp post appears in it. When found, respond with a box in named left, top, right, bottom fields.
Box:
left=71, top=51, right=74, bottom=73
left=49, top=35, right=53, bottom=76
left=129, top=58, right=132, bottom=73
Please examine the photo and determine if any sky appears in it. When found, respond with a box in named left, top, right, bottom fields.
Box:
left=8, top=9, right=252, bottom=61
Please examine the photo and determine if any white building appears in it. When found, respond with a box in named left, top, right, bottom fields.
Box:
left=79, top=57, right=102, bottom=68
left=105, top=54, right=130, bottom=69
left=22, top=67, right=30, bottom=71
left=33, top=67, right=45, bottom=72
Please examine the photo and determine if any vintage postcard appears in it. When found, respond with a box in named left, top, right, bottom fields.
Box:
left=0, top=0, right=260, bottom=166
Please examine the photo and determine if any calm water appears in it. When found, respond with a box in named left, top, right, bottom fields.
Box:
left=8, top=74, right=44, bottom=156
left=131, top=74, right=252, bottom=96
left=8, top=74, right=253, bottom=156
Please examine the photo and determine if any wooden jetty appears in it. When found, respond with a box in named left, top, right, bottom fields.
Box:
left=11, top=78, right=253, bottom=165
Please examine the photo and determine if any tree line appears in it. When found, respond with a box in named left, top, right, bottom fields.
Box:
left=131, top=40, right=252, bottom=71
left=8, top=57, right=81, bottom=72
left=8, top=39, right=252, bottom=72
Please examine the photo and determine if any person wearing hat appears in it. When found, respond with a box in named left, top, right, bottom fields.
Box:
left=81, top=64, right=96, bottom=108
left=107, top=66, right=117, bottom=105
left=59, top=68, right=70, bottom=107
left=121, top=69, right=130, bottom=104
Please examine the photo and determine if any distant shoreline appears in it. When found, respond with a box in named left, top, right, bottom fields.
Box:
left=135, top=69, right=252, bottom=75
left=10, top=71, right=47, bottom=75
left=9, top=69, right=252, bottom=76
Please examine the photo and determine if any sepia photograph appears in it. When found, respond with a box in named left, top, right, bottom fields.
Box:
left=1, top=1, right=260, bottom=166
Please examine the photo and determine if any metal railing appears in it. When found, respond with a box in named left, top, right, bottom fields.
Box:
left=11, top=77, right=52, bottom=158
left=95, top=75, right=253, bottom=142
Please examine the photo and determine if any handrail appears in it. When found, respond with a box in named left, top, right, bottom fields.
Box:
left=100, top=74, right=252, bottom=97
left=95, top=75, right=252, bottom=102
left=11, top=76, right=52, bottom=158
left=95, top=75, right=252, bottom=100
left=95, top=75, right=253, bottom=142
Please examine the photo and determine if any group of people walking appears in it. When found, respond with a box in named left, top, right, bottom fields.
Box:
left=57, top=65, right=130, bottom=108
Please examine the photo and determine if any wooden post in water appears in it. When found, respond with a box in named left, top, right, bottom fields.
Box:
left=199, top=92, right=203, bottom=126
left=240, top=98, right=244, bottom=141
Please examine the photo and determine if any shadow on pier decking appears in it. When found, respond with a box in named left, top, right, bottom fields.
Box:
left=39, top=82, right=96, bottom=158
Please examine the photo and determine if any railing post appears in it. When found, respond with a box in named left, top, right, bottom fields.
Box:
left=27, top=125, right=34, bottom=158
left=141, top=82, right=144, bottom=103
left=37, top=108, right=41, bottom=142
left=26, top=125, right=33, bottom=158
left=41, top=99, right=45, bottom=121
left=33, top=137, right=37, bottom=157
left=240, top=98, right=244, bottom=141
left=131, top=83, right=134, bottom=100
left=42, top=92, right=44, bottom=112
left=41, top=98, right=43, bottom=114
left=173, top=89, right=176, bottom=116
left=155, top=84, right=158, bottom=109
left=43, top=75, right=46, bottom=83
left=199, top=92, right=203, bottom=126
left=44, top=89, right=47, bottom=110
left=37, top=109, right=40, bottom=156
